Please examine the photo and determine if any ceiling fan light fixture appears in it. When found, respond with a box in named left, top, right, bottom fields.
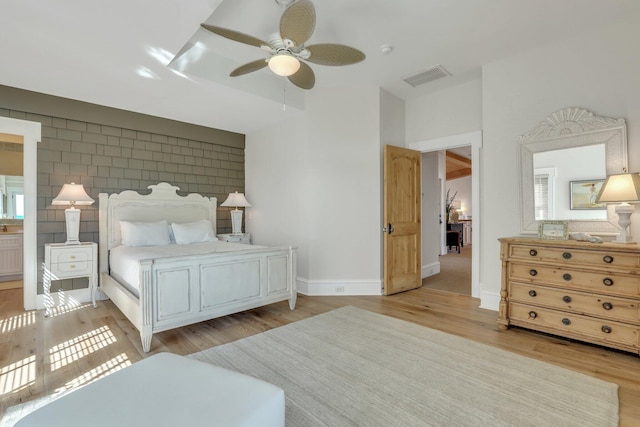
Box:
left=268, top=53, right=300, bottom=76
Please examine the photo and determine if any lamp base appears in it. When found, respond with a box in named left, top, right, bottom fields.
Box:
left=612, top=203, right=636, bottom=244
left=65, top=207, right=82, bottom=245
left=230, top=209, right=244, bottom=235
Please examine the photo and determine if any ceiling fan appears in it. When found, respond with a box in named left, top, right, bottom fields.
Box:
left=200, top=0, right=365, bottom=90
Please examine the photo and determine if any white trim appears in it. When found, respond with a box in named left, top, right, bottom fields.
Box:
left=0, top=117, right=41, bottom=311
left=409, top=130, right=484, bottom=303
left=421, top=261, right=440, bottom=279
left=296, top=278, right=382, bottom=296
left=479, top=289, right=500, bottom=311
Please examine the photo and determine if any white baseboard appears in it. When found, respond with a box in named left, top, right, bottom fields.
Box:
left=297, top=278, right=382, bottom=296
left=479, top=289, right=500, bottom=311
left=421, top=261, right=440, bottom=279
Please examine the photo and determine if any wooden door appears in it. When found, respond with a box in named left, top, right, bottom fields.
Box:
left=383, top=145, right=421, bottom=295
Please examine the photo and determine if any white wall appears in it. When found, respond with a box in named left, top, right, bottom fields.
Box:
left=481, top=17, right=640, bottom=309
left=248, top=11, right=640, bottom=308
left=421, top=151, right=441, bottom=277
left=244, top=119, right=310, bottom=275
left=406, top=77, right=483, bottom=142
left=446, top=175, right=472, bottom=219
left=246, top=86, right=385, bottom=295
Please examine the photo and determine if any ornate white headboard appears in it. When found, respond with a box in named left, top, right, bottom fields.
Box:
left=98, top=183, right=217, bottom=273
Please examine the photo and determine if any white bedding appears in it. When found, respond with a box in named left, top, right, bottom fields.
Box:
left=110, top=241, right=265, bottom=295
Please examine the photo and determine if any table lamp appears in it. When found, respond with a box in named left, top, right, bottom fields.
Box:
left=221, top=191, right=251, bottom=235
left=596, top=172, right=640, bottom=243
left=52, top=183, right=95, bottom=245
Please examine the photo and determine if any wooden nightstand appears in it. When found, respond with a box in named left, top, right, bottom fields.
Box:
left=217, top=233, right=251, bottom=245
left=44, top=242, right=98, bottom=315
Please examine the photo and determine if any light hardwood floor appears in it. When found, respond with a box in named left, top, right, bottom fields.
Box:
left=1, top=286, right=639, bottom=425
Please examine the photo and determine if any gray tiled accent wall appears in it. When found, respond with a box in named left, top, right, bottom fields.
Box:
left=0, top=95, right=245, bottom=293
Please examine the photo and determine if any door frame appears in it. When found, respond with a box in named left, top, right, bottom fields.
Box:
left=0, top=117, right=41, bottom=310
left=409, top=131, right=482, bottom=299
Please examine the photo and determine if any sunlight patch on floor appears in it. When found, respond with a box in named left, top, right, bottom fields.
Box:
left=0, top=355, right=36, bottom=395
left=49, top=326, right=116, bottom=371
left=46, top=302, right=92, bottom=318
left=57, top=353, right=132, bottom=393
left=0, top=311, right=35, bottom=333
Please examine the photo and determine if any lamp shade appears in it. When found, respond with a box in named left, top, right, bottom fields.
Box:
left=220, top=191, right=251, bottom=208
left=268, top=54, right=301, bottom=77
left=596, top=173, right=640, bottom=203
left=52, top=183, right=95, bottom=206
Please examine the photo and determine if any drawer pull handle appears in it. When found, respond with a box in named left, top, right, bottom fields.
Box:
left=603, top=255, right=614, bottom=264
left=562, top=273, right=572, bottom=281
left=602, top=278, right=614, bottom=287
left=562, top=252, right=572, bottom=260
left=561, top=318, right=571, bottom=326
left=562, top=295, right=572, bottom=303
left=602, top=302, right=613, bottom=310
left=529, top=269, right=538, bottom=277
left=528, top=290, right=537, bottom=297
left=601, top=325, right=612, bottom=334
left=70, top=265, right=76, bottom=269
left=529, top=249, right=538, bottom=256
left=528, top=311, right=537, bottom=319
left=70, top=256, right=76, bottom=259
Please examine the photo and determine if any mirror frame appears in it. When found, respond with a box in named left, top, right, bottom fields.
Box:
left=519, top=107, right=628, bottom=235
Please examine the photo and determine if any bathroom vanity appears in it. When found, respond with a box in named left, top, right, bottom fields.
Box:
left=0, top=230, right=23, bottom=281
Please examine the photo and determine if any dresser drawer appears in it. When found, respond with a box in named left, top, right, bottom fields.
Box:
left=509, top=244, right=640, bottom=269
left=510, top=302, right=640, bottom=349
left=50, top=261, right=92, bottom=278
left=49, top=246, right=93, bottom=264
left=510, top=282, right=640, bottom=324
left=509, top=263, right=640, bottom=297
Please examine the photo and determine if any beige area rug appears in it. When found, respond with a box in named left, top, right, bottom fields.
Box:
left=191, top=306, right=618, bottom=427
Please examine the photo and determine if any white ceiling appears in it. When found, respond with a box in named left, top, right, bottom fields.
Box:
left=2, top=0, right=639, bottom=135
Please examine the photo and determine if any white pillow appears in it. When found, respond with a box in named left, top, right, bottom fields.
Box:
left=120, top=220, right=172, bottom=247
left=171, top=220, right=218, bottom=245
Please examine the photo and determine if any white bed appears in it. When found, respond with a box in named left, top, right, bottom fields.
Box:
left=98, top=183, right=297, bottom=352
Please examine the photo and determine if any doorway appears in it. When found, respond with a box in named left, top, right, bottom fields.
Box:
left=409, top=131, right=481, bottom=299
left=0, top=117, right=41, bottom=310
left=422, top=147, right=472, bottom=295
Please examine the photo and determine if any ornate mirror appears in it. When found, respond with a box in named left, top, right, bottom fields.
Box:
left=519, top=108, right=628, bottom=235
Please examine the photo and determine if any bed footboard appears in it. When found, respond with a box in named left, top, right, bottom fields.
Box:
left=105, top=247, right=297, bottom=352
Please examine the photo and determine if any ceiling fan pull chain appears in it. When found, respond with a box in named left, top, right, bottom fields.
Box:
left=283, top=78, right=287, bottom=112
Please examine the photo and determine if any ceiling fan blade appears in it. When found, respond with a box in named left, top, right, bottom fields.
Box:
left=230, top=59, right=268, bottom=77
left=288, top=61, right=315, bottom=89
left=305, top=44, right=366, bottom=66
left=280, top=0, right=316, bottom=46
left=200, top=24, right=267, bottom=48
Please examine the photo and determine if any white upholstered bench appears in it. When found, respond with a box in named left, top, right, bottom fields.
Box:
left=16, top=353, right=285, bottom=427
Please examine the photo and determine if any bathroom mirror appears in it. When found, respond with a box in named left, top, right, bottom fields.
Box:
left=519, top=108, right=627, bottom=235
left=0, top=141, right=24, bottom=220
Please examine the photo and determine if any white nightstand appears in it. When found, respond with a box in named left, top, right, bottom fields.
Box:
left=217, top=233, right=251, bottom=245
left=44, top=242, right=98, bottom=316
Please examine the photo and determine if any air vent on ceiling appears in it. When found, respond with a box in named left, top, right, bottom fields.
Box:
left=403, top=65, right=450, bottom=87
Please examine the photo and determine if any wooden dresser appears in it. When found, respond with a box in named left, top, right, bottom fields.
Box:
left=498, top=237, right=640, bottom=354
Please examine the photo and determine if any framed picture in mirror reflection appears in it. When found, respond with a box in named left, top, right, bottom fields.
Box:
left=570, top=179, right=606, bottom=210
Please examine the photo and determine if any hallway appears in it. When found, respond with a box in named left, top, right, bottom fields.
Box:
left=421, top=244, right=471, bottom=295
